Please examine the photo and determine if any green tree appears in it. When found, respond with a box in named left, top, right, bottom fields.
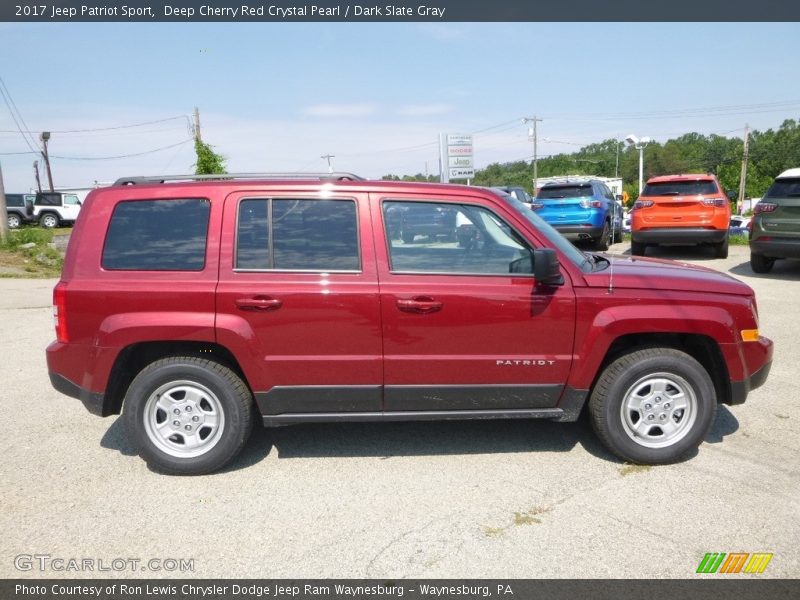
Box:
left=194, top=139, right=227, bottom=175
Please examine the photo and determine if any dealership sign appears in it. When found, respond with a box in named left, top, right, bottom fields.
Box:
left=441, top=134, right=474, bottom=181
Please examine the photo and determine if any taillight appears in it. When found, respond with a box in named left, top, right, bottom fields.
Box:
left=633, top=200, right=654, bottom=209
left=702, top=197, right=727, bottom=207
left=579, top=200, right=603, bottom=209
left=53, top=282, right=68, bottom=343
left=754, top=202, right=778, bottom=214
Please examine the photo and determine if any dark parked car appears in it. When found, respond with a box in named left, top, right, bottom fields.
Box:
left=5, top=193, right=36, bottom=229
left=750, top=168, right=800, bottom=273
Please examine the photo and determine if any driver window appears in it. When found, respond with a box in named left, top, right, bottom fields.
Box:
left=383, top=200, right=531, bottom=275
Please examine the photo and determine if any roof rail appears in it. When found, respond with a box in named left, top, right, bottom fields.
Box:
left=112, top=172, right=364, bottom=186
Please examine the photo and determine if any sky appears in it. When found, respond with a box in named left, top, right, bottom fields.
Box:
left=1, top=21, right=799, bottom=191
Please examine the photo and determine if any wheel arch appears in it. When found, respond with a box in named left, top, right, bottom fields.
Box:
left=587, top=332, right=730, bottom=407
left=102, top=341, right=250, bottom=416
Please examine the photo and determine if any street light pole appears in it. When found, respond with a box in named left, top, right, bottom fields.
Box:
left=523, top=116, right=542, bottom=193
left=625, top=134, right=650, bottom=198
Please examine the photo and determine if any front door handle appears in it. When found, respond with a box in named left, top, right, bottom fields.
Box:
left=396, top=296, right=443, bottom=314
left=236, top=296, right=283, bottom=311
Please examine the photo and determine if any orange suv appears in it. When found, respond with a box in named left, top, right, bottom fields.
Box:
left=631, top=174, right=731, bottom=258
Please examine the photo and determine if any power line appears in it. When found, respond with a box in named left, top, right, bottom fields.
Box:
left=0, top=115, right=192, bottom=135
left=49, top=139, right=193, bottom=160
left=0, top=76, right=39, bottom=153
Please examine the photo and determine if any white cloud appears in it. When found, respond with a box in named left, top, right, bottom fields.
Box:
left=303, top=103, right=379, bottom=118
left=396, top=104, right=453, bottom=117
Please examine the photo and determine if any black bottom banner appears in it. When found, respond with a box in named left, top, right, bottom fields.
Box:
left=3, top=579, right=798, bottom=600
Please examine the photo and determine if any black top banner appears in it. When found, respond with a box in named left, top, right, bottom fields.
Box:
left=3, top=0, right=799, bottom=22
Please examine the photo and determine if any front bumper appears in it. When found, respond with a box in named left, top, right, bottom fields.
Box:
left=632, top=228, right=727, bottom=244
left=727, top=336, right=774, bottom=405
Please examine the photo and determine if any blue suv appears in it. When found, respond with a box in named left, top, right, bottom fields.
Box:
left=533, top=179, right=622, bottom=250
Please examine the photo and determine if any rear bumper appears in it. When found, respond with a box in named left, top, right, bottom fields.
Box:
left=48, top=372, right=107, bottom=416
left=750, top=238, right=800, bottom=259
left=632, top=228, right=727, bottom=244
left=553, top=224, right=605, bottom=241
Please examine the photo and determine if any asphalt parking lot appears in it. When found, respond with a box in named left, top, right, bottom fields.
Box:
left=1, top=243, right=798, bottom=579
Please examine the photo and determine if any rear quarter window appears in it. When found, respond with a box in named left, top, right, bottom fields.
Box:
left=102, top=198, right=210, bottom=271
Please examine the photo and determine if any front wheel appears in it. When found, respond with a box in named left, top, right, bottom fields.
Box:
left=123, top=357, right=255, bottom=475
left=589, top=347, right=716, bottom=464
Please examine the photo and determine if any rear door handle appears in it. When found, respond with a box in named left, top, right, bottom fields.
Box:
left=235, top=296, right=283, bottom=311
left=396, top=296, right=443, bottom=314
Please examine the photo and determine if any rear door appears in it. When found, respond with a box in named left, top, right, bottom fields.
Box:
left=216, top=191, right=383, bottom=417
left=373, top=192, right=576, bottom=413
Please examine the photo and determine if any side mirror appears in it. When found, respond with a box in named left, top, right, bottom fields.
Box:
left=726, top=190, right=738, bottom=201
left=615, top=194, right=623, bottom=202
left=533, top=248, right=564, bottom=286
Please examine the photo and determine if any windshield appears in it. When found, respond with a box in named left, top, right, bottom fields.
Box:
left=765, top=177, right=800, bottom=198
left=537, top=184, right=593, bottom=199
left=500, top=192, right=591, bottom=272
left=642, top=180, right=719, bottom=196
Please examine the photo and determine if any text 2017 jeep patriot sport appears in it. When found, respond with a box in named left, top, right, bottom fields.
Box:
left=46, top=174, right=773, bottom=474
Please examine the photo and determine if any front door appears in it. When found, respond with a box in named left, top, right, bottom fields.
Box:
left=373, top=194, right=576, bottom=412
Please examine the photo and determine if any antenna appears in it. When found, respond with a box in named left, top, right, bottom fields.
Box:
left=608, top=252, right=615, bottom=294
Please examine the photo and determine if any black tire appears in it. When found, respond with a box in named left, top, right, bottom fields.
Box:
left=592, top=221, right=610, bottom=251
left=713, top=236, right=729, bottom=259
left=7, top=213, right=22, bottom=229
left=123, top=356, right=255, bottom=475
left=630, top=240, right=646, bottom=256
left=750, top=252, right=775, bottom=274
left=589, top=347, right=716, bottom=464
left=40, top=213, right=59, bottom=229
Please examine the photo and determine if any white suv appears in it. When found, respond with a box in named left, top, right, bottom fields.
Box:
left=33, top=192, right=83, bottom=228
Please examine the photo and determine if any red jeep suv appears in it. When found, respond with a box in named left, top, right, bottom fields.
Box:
left=47, top=174, right=773, bottom=474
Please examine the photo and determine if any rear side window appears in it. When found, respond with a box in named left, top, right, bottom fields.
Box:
left=236, top=198, right=359, bottom=271
left=642, top=180, right=719, bottom=196
left=537, top=184, right=593, bottom=199
left=35, top=192, right=62, bottom=206
left=5, top=194, right=24, bottom=207
left=764, top=178, right=800, bottom=198
left=102, top=199, right=210, bottom=271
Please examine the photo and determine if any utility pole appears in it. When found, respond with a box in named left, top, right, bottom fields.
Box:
left=737, top=124, right=750, bottom=213
left=0, top=161, right=8, bottom=243
left=523, top=116, right=543, bottom=192
left=321, top=154, right=335, bottom=173
left=615, top=141, right=621, bottom=178
left=193, top=106, right=202, bottom=142
left=33, top=160, right=42, bottom=193
left=40, top=131, right=54, bottom=192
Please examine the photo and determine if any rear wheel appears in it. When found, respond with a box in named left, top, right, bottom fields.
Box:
left=589, top=347, right=716, bottom=464
left=592, top=222, right=610, bottom=251
left=40, top=213, right=59, bottom=229
left=631, top=240, right=646, bottom=256
left=713, top=236, right=729, bottom=259
left=7, top=214, right=21, bottom=229
left=750, top=252, right=775, bottom=274
left=123, top=356, right=255, bottom=475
